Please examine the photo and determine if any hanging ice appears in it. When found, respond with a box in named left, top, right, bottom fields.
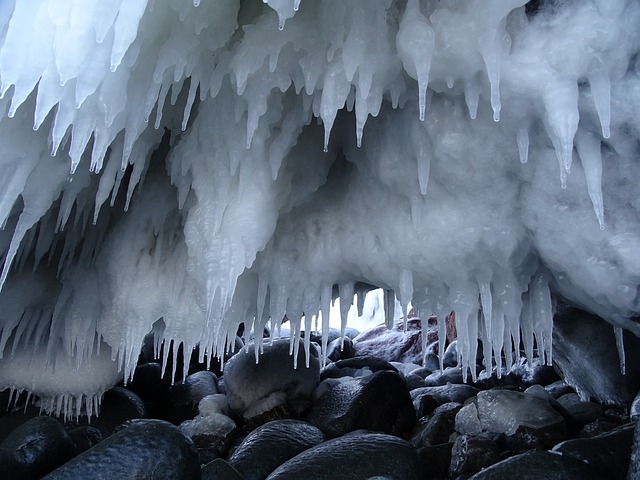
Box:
left=0, top=0, right=640, bottom=418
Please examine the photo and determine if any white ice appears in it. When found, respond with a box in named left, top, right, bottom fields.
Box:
left=0, top=0, right=640, bottom=417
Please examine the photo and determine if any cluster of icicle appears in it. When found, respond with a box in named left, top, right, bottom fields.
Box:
left=1, top=0, right=640, bottom=419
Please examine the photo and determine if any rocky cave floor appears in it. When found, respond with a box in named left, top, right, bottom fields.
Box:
left=1, top=304, right=639, bottom=480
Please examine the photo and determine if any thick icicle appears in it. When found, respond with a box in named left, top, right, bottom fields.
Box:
left=395, top=0, right=435, bottom=122
left=529, top=271, right=553, bottom=365
left=614, top=326, right=625, bottom=375
left=575, top=130, right=605, bottom=229
left=588, top=71, right=611, bottom=139
left=516, top=127, right=529, bottom=164
left=543, top=80, right=579, bottom=180
left=383, top=289, right=395, bottom=329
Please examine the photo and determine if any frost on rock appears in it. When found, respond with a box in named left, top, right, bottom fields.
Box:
left=0, top=0, right=640, bottom=418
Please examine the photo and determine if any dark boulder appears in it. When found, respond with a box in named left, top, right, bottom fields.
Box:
left=410, top=402, right=461, bottom=447
left=265, top=432, right=422, bottom=480
left=552, top=422, right=635, bottom=480
left=43, top=419, right=200, bottom=480
left=320, top=356, right=398, bottom=381
left=164, top=371, right=219, bottom=424
left=224, top=339, right=319, bottom=419
left=468, top=450, right=601, bottom=479
left=411, top=384, right=478, bottom=416
left=202, top=458, right=244, bottom=480
left=0, top=416, right=75, bottom=480
left=307, top=370, right=415, bottom=439
left=553, top=306, right=640, bottom=406
left=228, top=420, right=325, bottom=480
left=449, top=434, right=501, bottom=478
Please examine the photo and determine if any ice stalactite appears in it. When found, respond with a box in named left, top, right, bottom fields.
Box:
left=1, top=0, right=640, bottom=418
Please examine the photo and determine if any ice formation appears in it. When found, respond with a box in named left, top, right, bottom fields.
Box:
left=1, top=0, right=640, bottom=417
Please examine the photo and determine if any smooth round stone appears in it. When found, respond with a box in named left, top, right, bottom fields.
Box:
left=0, top=416, right=75, bottom=479
left=224, top=339, right=319, bottom=415
left=228, top=419, right=325, bottom=480
left=265, top=432, right=422, bottom=480
left=468, top=450, right=601, bottom=479
left=552, top=423, right=635, bottom=480
left=165, top=371, right=219, bottom=424
left=42, top=419, right=200, bottom=480
left=307, top=370, right=415, bottom=439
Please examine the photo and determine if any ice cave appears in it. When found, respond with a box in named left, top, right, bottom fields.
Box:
left=0, top=0, right=639, bottom=438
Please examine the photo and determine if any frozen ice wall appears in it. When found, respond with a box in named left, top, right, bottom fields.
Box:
left=1, top=0, right=640, bottom=417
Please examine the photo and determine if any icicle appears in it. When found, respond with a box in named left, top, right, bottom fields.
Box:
left=109, top=0, right=148, bottom=72
left=520, top=293, right=535, bottom=365
left=411, top=121, right=432, bottom=195
left=319, top=284, right=332, bottom=367
left=614, top=326, right=626, bottom=375
left=395, top=0, right=435, bottom=121
left=575, top=130, right=605, bottom=229
left=588, top=71, right=611, bottom=139
left=478, top=279, right=493, bottom=370
left=543, top=80, right=579, bottom=178
left=338, top=282, right=354, bottom=347
left=464, top=78, right=480, bottom=120
left=516, top=127, right=529, bottom=164
left=529, top=270, right=553, bottom=365
left=320, top=59, right=350, bottom=152
left=383, top=288, right=395, bottom=329
left=398, top=269, right=413, bottom=330
left=448, top=281, right=479, bottom=382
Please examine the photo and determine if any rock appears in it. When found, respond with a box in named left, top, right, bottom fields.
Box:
left=202, top=458, right=244, bottom=480
left=265, top=432, right=422, bottom=480
left=630, top=421, right=640, bottom=480
left=455, top=389, right=567, bottom=449
left=43, top=419, right=200, bottom=480
left=326, top=336, right=355, bottom=362
left=67, top=426, right=104, bottom=455
left=320, top=356, right=398, bottom=381
left=126, top=362, right=172, bottom=417
left=416, top=443, right=452, bottom=479
left=410, top=402, right=462, bottom=447
left=351, top=319, right=427, bottom=365
left=405, top=374, right=425, bottom=390
left=455, top=402, right=482, bottom=435
left=631, top=390, right=640, bottom=421
left=442, top=340, right=458, bottom=368
left=411, top=384, right=478, bottom=416
left=306, top=370, right=415, bottom=439
left=228, top=420, right=325, bottom=480
left=0, top=416, right=75, bottom=480
left=579, top=417, right=626, bottom=438
left=224, top=339, right=320, bottom=416
left=468, top=450, right=600, bottom=479
left=556, top=393, right=603, bottom=425
left=423, top=367, right=464, bottom=386
left=165, top=371, right=219, bottom=424
left=552, top=423, right=634, bottom=480
left=475, top=389, right=565, bottom=436
left=198, top=394, right=231, bottom=416
left=180, top=412, right=237, bottom=462
left=68, top=386, right=147, bottom=437
left=544, top=380, right=574, bottom=399
left=553, top=306, right=640, bottom=406
left=449, top=434, right=501, bottom=478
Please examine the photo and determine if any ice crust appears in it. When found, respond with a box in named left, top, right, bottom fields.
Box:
left=1, top=0, right=640, bottom=417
